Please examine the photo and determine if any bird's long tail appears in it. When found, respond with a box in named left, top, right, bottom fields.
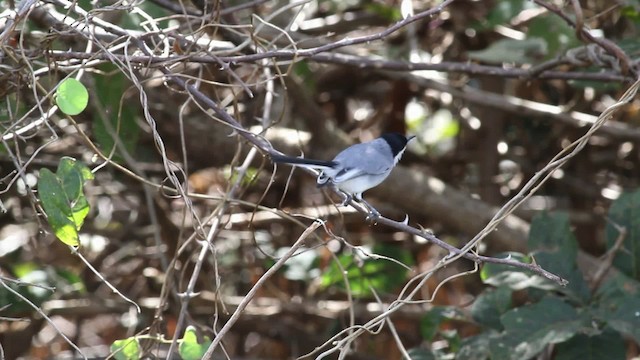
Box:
left=271, top=154, right=336, bottom=170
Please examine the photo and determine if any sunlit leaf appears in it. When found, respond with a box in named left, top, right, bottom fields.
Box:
left=179, top=326, right=212, bottom=360
left=38, top=169, right=79, bottom=246
left=321, top=245, right=413, bottom=297
left=55, top=78, right=89, bottom=116
left=111, top=337, right=140, bottom=360
left=38, top=157, right=93, bottom=247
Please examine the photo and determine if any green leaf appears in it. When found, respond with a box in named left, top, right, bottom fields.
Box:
left=365, top=2, right=402, bottom=22
left=38, top=169, right=80, bottom=246
left=38, top=157, right=93, bottom=247
left=179, top=326, right=212, bottom=360
left=0, top=263, right=55, bottom=312
left=293, top=60, right=316, bottom=91
left=224, top=166, right=259, bottom=187
left=471, top=286, right=512, bottom=330
left=490, top=297, right=589, bottom=360
left=622, top=5, right=640, bottom=22
left=555, top=328, right=625, bottom=360
left=320, top=244, right=413, bottom=297
left=55, top=78, right=89, bottom=116
left=111, top=337, right=140, bottom=360
left=441, top=328, right=462, bottom=352
left=606, top=190, right=640, bottom=279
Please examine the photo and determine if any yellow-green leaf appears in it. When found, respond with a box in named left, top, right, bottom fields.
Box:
left=111, top=337, right=140, bottom=360
left=38, top=157, right=93, bottom=247
left=179, top=326, right=212, bottom=360
left=56, top=78, right=89, bottom=116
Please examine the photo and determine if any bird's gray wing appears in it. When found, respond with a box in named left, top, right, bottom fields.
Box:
left=331, top=141, right=391, bottom=182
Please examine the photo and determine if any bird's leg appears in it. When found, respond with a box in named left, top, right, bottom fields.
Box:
left=354, top=195, right=381, bottom=221
left=326, top=184, right=351, bottom=206
left=362, top=201, right=381, bottom=221
left=338, top=192, right=380, bottom=220
left=339, top=192, right=353, bottom=206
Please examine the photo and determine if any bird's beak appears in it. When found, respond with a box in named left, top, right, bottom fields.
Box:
left=408, top=135, right=417, bottom=142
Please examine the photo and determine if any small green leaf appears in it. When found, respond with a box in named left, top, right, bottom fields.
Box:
left=365, top=2, right=402, bottom=22
left=57, top=157, right=93, bottom=228
left=179, top=326, right=212, bottom=360
left=111, top=337, right=140, bottom=360
left=56, top=78, right=89, bottom=116
left=38, top=157, right=93, bottom=247
left=38, top=169, right=80, bottom=246
left=320, top=244, right=413, bottom=297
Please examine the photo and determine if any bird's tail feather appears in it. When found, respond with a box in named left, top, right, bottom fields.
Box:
left=271, top=154, right=336, bottom=169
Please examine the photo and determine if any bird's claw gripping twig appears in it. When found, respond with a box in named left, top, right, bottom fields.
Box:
left=360, top=198, right=381, bottom=222
left=340, top=194, right=353, bottom=206
left=365, top=208, right=381, bottom=222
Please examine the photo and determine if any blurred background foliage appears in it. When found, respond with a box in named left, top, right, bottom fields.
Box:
left=2, top=0, right=640, bottom=358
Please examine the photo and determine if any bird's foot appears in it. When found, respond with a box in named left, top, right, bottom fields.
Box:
left=365, top=208, right=381, bottom=222
left=360, top=198, right=381, bottom=222
left=340, top=194, right=353, bottom=206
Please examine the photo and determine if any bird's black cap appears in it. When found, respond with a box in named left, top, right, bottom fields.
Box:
left=381, top=133, right=414, bottom=156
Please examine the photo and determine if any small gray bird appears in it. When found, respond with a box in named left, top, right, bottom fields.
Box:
left=271, top=133, right=415, bottom=216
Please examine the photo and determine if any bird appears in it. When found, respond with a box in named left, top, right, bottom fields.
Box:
left=271, top=133, right=415, bottom=217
